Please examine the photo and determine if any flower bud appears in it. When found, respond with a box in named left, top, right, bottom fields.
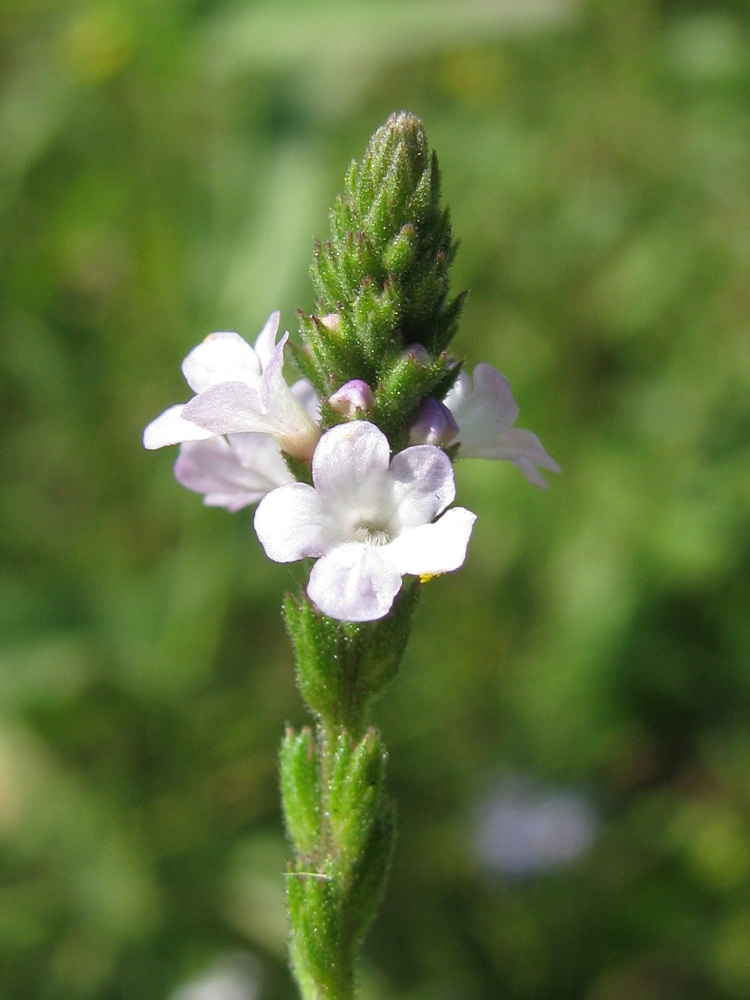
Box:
left=404, top=343, right=431, bottom=366
left=328, top=379, right=375, bottom=418
left=318, top=312, right=340, bottom=333
left=408, top=396, right=459, bottom=447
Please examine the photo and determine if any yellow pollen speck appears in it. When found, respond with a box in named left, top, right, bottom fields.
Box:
left=419, top=572, right=445, bottom=584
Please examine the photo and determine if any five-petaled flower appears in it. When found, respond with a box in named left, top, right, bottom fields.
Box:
left=444, top=363, right=561, bottom=488
left=143, top=311, right=321, bottom=462
left=254, top=422, right=477, bottom=622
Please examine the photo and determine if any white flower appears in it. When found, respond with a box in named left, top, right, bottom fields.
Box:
left=254, top=422, right=476, bottom=622
left=174, top=434, right=295, bottom=512
left=444, top=363, right=561, bottom=488
left=143, top=311, right=321, bottom=462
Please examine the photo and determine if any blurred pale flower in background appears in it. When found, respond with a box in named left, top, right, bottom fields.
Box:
left=171, top=954, right=260, bottom=1000
left=473, top=775, right=599, bottom=878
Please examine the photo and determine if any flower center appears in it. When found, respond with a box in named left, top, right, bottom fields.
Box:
left=353, top=523, right=392, bottom=546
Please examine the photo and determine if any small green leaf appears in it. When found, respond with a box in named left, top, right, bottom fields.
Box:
left=347, top=799, right=397, bottom=947
left=329, top=730, right=385, bottom=861
left=294, top=871, right=352, bottom=996
left=280, top=727, right=320, bottom=855
left=357, top=582, right=420, bottom=696
left=283, top=593, right=346, bottom=721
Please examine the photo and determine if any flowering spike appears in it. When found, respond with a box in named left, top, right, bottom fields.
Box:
left=299, top=112, right=465, bottom=445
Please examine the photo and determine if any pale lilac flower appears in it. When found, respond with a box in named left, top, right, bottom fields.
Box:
left=171, top=953, right=260, bottom=1000
left=143, top=312, right=321, bottom=462
left=444, top=363, right=560, bottom=488
left=254, top=422, right=476, bottom=622
left=328, top=380, right=375, bottom=418
left=473, top=775, right=598, bottom=879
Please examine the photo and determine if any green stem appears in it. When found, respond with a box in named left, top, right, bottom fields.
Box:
left=281, top=595, right=413, bottom=999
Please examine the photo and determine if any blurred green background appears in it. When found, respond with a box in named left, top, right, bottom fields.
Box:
left=2, top=0, right=750, bottom=997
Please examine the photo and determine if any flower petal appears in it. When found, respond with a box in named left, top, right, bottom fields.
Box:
left=388, top=444, right=456, bottom=528
left=256, top=333, right=322, bottom=458
left=473, top=363, right=520, bottom=425
left=143, top=404, right=213, bottom=449
left=182, top=332, right=263, bottom=394
left=182, top=381, right=266, bottom=432
left=174, top=437, right=272, bottom=510
left=311, top=422, right=392, bottom=521
left=385, top=507, right=477, bottom=576
left=227, top=431, right=291, bottom=483
left=254, top=482, right=336, bottom=562
left=444, top=363, right=560, bottom=486
left=487, top=428, right=561, bottom=487
left=291, top=378, right=321, bottom=421
left=307, top=545, right=403, bottom=622
left=184, top=377, right=320, bottom=462
left=252, top=310, right=281, bottom=370
left=445, top=363, right=519, bottom=451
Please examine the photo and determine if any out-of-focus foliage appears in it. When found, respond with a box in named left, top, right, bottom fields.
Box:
left=2, top=0, right=750, bottom=997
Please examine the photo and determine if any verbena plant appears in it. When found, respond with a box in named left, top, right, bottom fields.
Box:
left=144, top=112, right=558, bottom=999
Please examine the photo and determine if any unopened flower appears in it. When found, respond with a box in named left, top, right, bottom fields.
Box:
left=254, top=421, right=476, bottom=622
left=328, top=380, right=375, bottom=418
left=318, top=312, right=340, bottom=332
left=404, top=343, right=431, bottom=366
left=444, top=363, right=560, bottom=487
left=144, top=312, right=321, bottom=462
left=409, top=397, right=459, bottom=447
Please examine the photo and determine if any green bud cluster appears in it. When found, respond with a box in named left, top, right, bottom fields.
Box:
left=292, top=112, right=466, bottom=449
